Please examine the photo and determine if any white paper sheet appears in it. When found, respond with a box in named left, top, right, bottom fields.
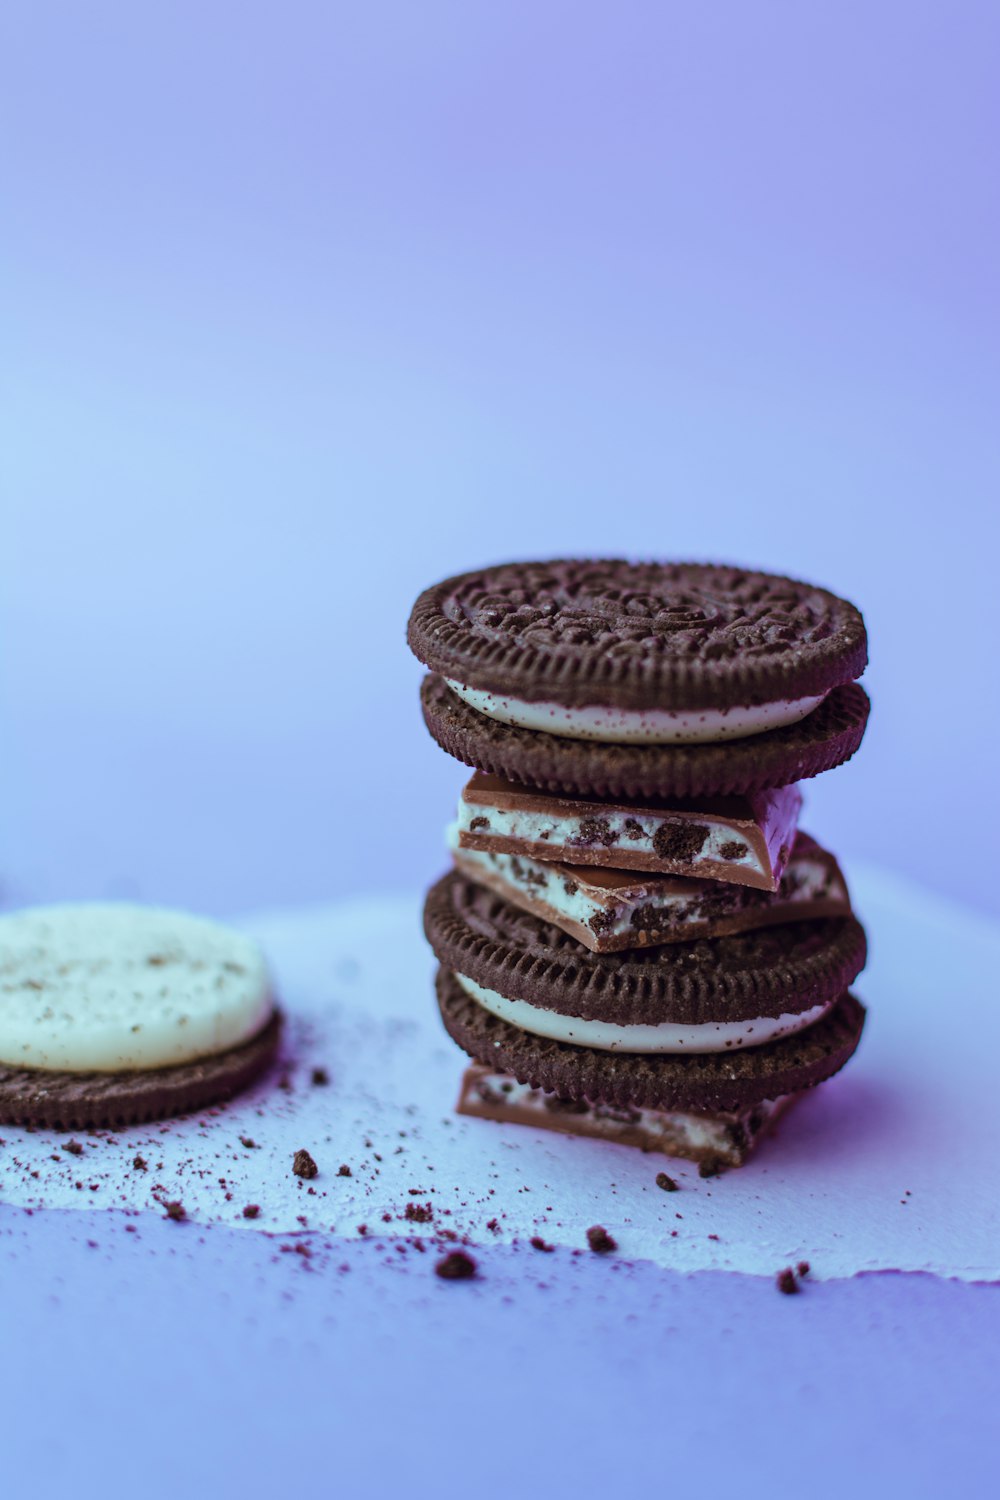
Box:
left=1, top=864, right=997, bottom=1280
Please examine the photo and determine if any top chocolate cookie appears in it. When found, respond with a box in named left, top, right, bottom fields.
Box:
left=408, top=560, right=866, bottom=745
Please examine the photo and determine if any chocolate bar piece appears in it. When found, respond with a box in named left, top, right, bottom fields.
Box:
left=456, top=772, right=802, bottom=890
left=456, top=1065, right=798, bottom=1168
left=450, top=828, right=850, bottom=953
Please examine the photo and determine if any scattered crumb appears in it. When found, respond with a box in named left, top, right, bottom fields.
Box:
left=655, top=1172, right=678, bottom=1192
left=239, top=1136, right=257, bottom=1150
left=242, top=1204, right=260, bottom=1220
left=310, top=1067, right=330, bottom=1087
left=530, top=1236, right=554, bottom=1253
left=163, top=1201, right=186, bottom=1223
left=132, top=1156, right=147, bottom=1172
left=337, top=1164, right=352, bottom=1178
left=293, top=1149, right=318, bottom=1180
left=776, top=1268, right=799, bottom=1295
left=435, top=1250, right=477, bottom=1281
left=586, top=1225, right=617, bottom=1254
left=797, top=1261, right=810, bottom=1278
left=63, top=1140, right=84, bottom=1157
left=404, top=1201, right=433, bottom=1223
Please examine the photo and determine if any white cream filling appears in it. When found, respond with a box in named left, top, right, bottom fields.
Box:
left=456, top=971, right=830, bottom=1054
left=446, top=679, right=824, bottom=745
left=0, top=903, right=274, bottom=1072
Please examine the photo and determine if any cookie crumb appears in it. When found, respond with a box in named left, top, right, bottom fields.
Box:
left=163, top=1201, right=186, bottom=1223
left=239, top=1136, right=257, bottom=1150
left=242, top=1204, right=260, bottom=1220
left=586, top=1225, right=617, bottom=1254
left=797, top=1260, right=810, bottom=1278
left=293, top=1149, right=318, bottom=1180
left=63, top=1140, right=84, bottom=1157
left=435, top=1250, right=477, bottom=1280
left=337, top=1164, right=352, bottom=1178
left=655, top=1172, right=678, bottom=1192
left=132, top=1155, right=148, bottom=1172
left=311, top=1067, right=330, bottom=1086
left=404, top=1201, right=433, bottom=1223
left=530, top=1236, right=554, bottom=1253
left=776, top=1267, right=799, bottom=1295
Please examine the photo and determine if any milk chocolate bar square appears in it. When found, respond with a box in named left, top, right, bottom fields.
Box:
left=457, top=772, right=802, bottom=890
left=456, top=1065, right=798, bottom=1169
left=450, top=828, right=850, bottom=952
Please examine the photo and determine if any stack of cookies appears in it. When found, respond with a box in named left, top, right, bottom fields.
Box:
left=408, top=560, right=870, bottom=1170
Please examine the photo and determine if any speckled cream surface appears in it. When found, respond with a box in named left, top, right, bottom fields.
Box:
left=0, top=903, right=273, bottom=1072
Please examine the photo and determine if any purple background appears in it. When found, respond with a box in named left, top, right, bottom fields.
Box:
left=3, top=1207, right=996, bottom=1500
left=4, top=3, right=999, bottom=920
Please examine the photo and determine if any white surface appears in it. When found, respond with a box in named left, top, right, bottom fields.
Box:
left=445, top=679, right=824, bottom=743
left=0, top=902, right=271, bottom=1070
left=0, top=863, right=997, bottom=1281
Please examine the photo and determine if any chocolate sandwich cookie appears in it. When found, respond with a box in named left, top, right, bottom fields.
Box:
left=0, top=1015, right=282, bottom=1130
left=456, top=771, right=802, bottom=890
left=421, top=673, right=870, bottom=801
left=457, top=1064, right=801, bottom=1168
left=424, top=871, right=866, bottom=1042
left=0, top=903, right=281, bottom=1128
left=409, top=560, right=867, bottom=744
left=438, top=968, right=865, bottom=1113
left=451, top=829, right=852, bottom=953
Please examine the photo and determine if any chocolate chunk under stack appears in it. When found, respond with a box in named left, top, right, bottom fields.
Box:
left=409, top=559, right=871, bottom=1170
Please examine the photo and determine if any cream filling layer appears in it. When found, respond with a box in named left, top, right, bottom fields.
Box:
left=455, top=971, right=830, bottom=1055
left=0, top=903, right=274, bottom=1072
left=445, top=679, right=824, bottom=745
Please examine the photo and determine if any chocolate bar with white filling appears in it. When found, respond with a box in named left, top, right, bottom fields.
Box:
left=450, top=827, right=850, bottom=953
left=456, top=1064, right=799, bottom=1168
left=456, top=772, right=802, bottom=890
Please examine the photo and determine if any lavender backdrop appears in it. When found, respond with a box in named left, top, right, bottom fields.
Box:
left=3, top=3, right=998, bottom=918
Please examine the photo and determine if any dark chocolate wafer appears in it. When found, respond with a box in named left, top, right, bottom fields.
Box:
left=421, top=673, right=870, bottom=800
left=424, top=871, right=867, bottom=1028
left=0, top=1011, right=283, bottom=1130
left=437, top=968, right=865, bottom=1113
left=409, top=560, right=867, bottom=711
